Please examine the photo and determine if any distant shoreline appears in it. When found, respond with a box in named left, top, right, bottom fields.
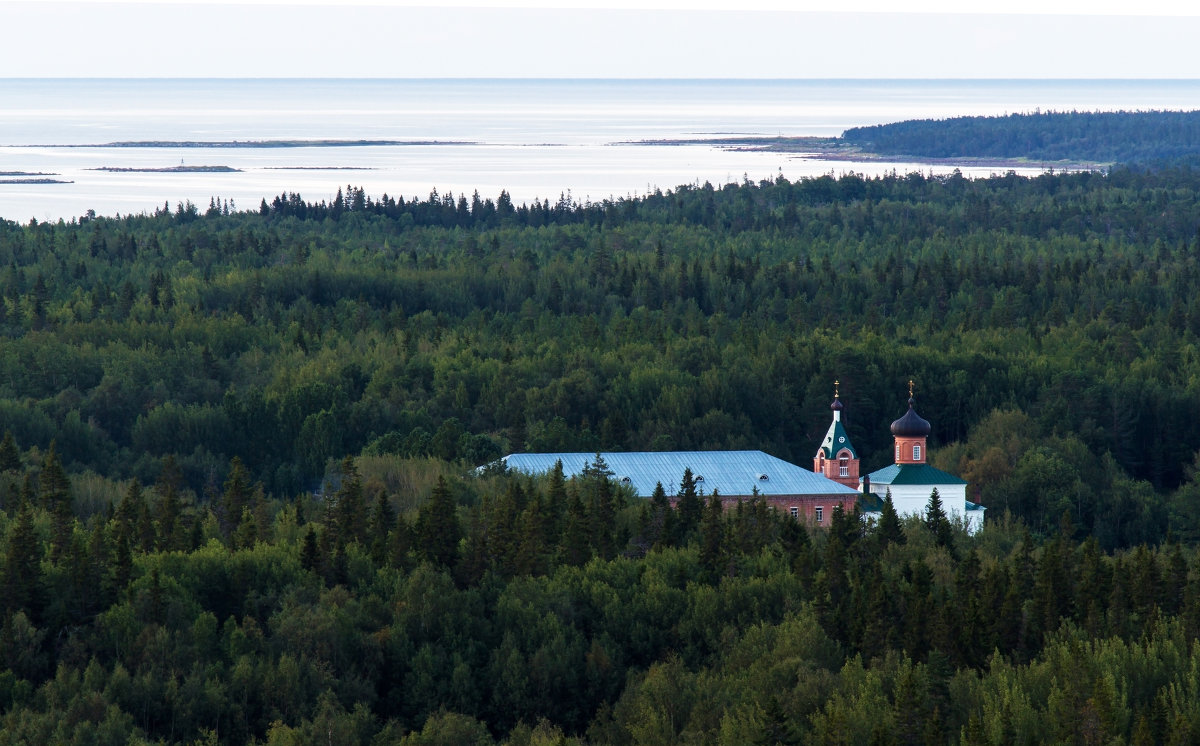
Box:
left=18, top=139, right=479, bottom=149
left=263, top=166, right=377, bottom=171
left=89, top=165, right=242, bottom=173
left=620, top=136, right=1103, bottom=171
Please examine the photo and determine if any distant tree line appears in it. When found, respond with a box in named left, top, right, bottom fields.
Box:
left=840, top=109, right=1200, bottom=163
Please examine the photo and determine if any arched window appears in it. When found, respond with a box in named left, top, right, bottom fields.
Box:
left=838, top=456, right=849, bottom=477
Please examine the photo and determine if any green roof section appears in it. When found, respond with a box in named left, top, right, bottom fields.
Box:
left=864, top=463, right=968, bottom=486
left=818, top=419, right=858, bottom=459
left=858, top=492, right=885, bottom=513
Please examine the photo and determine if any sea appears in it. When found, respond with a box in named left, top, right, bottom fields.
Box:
left=2, top=78, right=1199, bottom=223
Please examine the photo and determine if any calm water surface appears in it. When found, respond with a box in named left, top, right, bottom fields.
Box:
left=2, top=79, right=1198, bottom=221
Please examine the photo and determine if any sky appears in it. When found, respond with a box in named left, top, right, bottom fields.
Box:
left=2, top=0, right=1199, bottom=78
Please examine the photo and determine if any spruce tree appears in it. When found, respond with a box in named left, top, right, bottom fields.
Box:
left=0, top=430, right=20, bottom=472
left=157, top=482, right=182, bottom=551
left=368, top=490, right=395, bottom=566
left=544, top=459, right=567, bottom=544
left=332, top=456, right=366, bottom=546
left=390, top=515, right=414, bottom=570
left=83, top=522, right=110, bottom=615
left=300, top=527, right=320, bottom=572
left=233, top=507, right=258, bottom=549
left=675, top=467, right=702, bottom=544
left=115, top=479, right=141, bottom=537
left=924, top=488, right=955, bottom=555
left=587, top=470, right=616, bottom=559
left=559, top=492, right=591, bottom=567
left=513, top=497, right=548, bottom=576
left=40, top=442, right=73, bottom=563
left=581, top=454, right=617, bottom=558
left=416, top=476, right=461, bottom=568
left=3, top=501, right=42, bottom=618
left=877, top=490, right=906, bottom=548
left=221, top=457, right=251, bottom=540
left=649, top=481, right=674, bottom=549
left=699, top=492, right=724, bottom=581
left=110, top=529, right=132, bottom=596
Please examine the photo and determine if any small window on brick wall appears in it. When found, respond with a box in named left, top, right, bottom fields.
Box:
left=913, top=445, right=921, bottom=461
left=790, top=506, right=798, bottom=519
left=815, top=506, right=824, bottom=523
left=839, top=457, right=849, bottom=477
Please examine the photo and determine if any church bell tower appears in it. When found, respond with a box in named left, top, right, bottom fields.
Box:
left=814, top=380, right=861, bottom=488
left=890, top=380, right=931, bottom=465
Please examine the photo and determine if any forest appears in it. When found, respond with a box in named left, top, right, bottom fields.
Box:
left=3, top=160, right=1200, bottom=741
left=840, top=109, right=1200, bottom=164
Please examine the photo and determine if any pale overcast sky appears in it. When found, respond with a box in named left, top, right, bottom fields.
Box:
left=3, top=0, right=1199, bottom=78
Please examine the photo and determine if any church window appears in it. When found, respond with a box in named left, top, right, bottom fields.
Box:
left=815, top=506, right=824, bottom=523
left=913, top=444, right=921, bottom=461
left=839, top=457, right=849, bottom=477
left=790, top=506, right=798, bottom=519
left=895, top=444, right=900, bottom=460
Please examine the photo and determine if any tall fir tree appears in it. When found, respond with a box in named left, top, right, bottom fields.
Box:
left=368, top=490, right=395, bottom=566
left=924, top=488, right=955, bottom=556
left=877, top=490, right=906, bottom=548
left=648, top=481, right=674, bottom=550
left=39, top=442, right=73, bottom=563
left=675, top=467, right=702, bottom=544
left=221, top=457, right=251, bottom=541
left=332, top=456, right=367, bottom=547
left=416, top=476, right=461, bottom=568
left=699, top=491, right=725, bottom=581
left=560, top=491, right=592, bottom=567
left=0, top=430, right=20, bottom=473
left=3, top=501, right=42, bottom=618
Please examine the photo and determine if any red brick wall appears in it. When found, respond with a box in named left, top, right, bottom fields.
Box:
left=893, top=437, right=927, bottom=464
left=668, top=493, right=860, bottom=526
left=814, top=449, right=860, bottom=489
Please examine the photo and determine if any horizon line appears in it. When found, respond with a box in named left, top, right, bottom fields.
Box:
left=5, top=76, right=1200, bottom=82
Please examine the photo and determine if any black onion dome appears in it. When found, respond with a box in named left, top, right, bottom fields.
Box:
left=831, top=397, right=844, bottom=412
left=890, top=397, right=931, bottom=437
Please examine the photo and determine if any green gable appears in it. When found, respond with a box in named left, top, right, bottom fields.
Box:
left=819, top=419, right=858, bottom=459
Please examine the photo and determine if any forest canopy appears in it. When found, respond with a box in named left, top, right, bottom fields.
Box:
left=3, top=162, right=1200, bottom=741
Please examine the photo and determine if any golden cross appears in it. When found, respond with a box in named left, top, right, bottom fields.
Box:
left=834, top=379, right=839, bottom=398
left=908, top=379, right=914, bottom=398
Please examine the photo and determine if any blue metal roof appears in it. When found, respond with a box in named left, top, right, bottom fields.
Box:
left=502, top=451, right=860, bottom=498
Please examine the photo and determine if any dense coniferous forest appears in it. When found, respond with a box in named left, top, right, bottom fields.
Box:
left=5, top=163, right=1200, bottom=741
left=841, top=109, right=1200, bottom=163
